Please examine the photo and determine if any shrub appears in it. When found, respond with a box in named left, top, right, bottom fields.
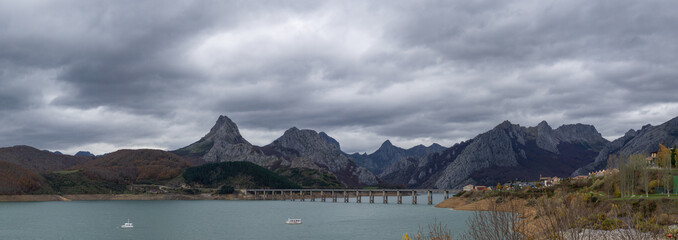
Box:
left=218, top=185, right=235, bottom=194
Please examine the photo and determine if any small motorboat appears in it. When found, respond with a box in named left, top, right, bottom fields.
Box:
left=121, top=219, right=134, bottom=228
left=285, top=218, right=302, bottom=224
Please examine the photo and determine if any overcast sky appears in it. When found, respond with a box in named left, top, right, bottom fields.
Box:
left=1, top=0, right=678, bottom=155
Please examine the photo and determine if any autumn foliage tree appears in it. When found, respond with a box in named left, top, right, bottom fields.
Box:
left=78, top=149, right=189, bottom=184
left=0, top=161, right=43, bottom=194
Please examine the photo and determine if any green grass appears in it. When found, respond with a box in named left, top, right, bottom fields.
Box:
left=611, top=193, right=678, bottom=200
left=41, top=171, right=127, bottom=194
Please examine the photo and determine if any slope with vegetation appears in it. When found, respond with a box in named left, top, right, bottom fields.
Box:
left=76, top=149, right=190, bottom=185
left=182, top=161, right=300, bottom=189
left=434, top=150, right=678, bottom=240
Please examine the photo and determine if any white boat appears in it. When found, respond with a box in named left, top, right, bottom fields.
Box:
left=121, top=219, right=134, bottom=228
left=285, top=218, right=302, bottom=224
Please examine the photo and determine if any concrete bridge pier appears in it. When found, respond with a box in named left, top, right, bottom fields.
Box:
left=397, top=191, right=402, bottom=204
left=344, top=191, right=349, bottom=203
left=427, top=190, right=433, bottom=205
left=369, top=191, right=374, bottom=203
left=300, top=191, right=305, bottom=201
left=412, top=190, right=417, bottom=204
left=310, top=191, right=315, bottom=202
left=332, top=191, right=337, bottom=202
left=444, top=190, right=449, bottom=200
left=356, top=191, right=361, bottom=203
left=383, top=190, right=388, bottom=204
left=321, top=191, right=326, bottom=202
left=290, top=190, right=295, bottom=201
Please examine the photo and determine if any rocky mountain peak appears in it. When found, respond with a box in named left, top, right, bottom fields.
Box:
left=537, top=120, right=552, bottom=129
left=380, top=140, right=394, bottom=148
left=204, top=115, right=249, bottom=145
left=495, top=120, right=514, bottom=130
left=554, top=124, right=607, bottom=149
left=273, top=127, right=339, bottom=155
left=319, top=132, right=341, bottom=150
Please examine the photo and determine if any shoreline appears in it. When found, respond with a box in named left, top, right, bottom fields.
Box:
left=0, top=194, right=247, bottom=202
left=435, top=196, right=540, bottom=237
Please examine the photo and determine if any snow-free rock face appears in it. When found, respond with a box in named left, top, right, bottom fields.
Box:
left=268, top=127, right=377, bottom=186
left=572, top=116, right=678, bottom=176
left=175, top=115, right=284, bottom=168
left=174, top=115, right=377, bottom=186
left=350, top=140, right=445, bottom=175
left=380, top=120, right=607, bottom=189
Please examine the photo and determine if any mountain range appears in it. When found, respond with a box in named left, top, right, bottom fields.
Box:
left=380, top=121, right=608, bottom=189
left=349, top=140, right=446, bottom=175
left=3, top=115, right=678, bottom=193
left=173, top=115, right=378, bottom=187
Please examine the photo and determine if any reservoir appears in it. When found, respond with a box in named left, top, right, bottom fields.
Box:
left=0, top=194, right=471, bottom=239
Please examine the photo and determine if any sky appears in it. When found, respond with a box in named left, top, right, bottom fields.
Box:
left=1, top=0, right=678, bottom=155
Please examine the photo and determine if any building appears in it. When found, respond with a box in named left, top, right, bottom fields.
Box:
left=463, top=184, right=474, bottom=191
left=539, top=176, right=561, bottom=187
left=573, top=175, right=588, bottom=180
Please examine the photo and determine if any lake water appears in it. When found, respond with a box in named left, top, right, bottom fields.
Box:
left=0, top=194, right=473, bottom=239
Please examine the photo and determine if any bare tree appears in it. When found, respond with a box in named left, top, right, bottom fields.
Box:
left=533, top=195, right=596, bottom=240
left=459, top=199, right=524, bottom=240
left=628, top=154, right=649, bottom=198
left=662, top=168, right=672, bottom=197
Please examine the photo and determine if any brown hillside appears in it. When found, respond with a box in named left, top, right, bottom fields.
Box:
left=77, top=149, right=190, bottom=184
left=0, top=145, right=91, bottom=173
left=0, top=160, right=44, bottom=195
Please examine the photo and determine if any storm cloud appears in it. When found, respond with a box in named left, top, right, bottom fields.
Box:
left=1, top=0, right=678, bottom=155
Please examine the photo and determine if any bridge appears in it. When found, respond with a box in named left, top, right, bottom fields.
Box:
left=240, top=189, right=456, bottom=205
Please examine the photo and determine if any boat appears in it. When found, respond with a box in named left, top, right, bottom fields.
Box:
left=285, top=218, right=302, bottom=224
left=121, top=219, right=134, bottom=228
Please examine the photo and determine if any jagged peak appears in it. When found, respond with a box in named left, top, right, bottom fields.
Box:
left=319, top=132, right=341, bottom=149
left=381, top=140, right=393, bottom=147
left=209, top=115, right=239, bottom=133
left=537, top=120, right=552, bottom=129
left=203, top=115, right=249, bottom=145
left=429, top=143, right=443, bottom=148
left=494, top=120, right=515, bottom=130
left=283, top=126, right=316, bottom=136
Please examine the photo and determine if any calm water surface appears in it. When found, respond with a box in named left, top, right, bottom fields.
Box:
left=0, top=194, right=472, bottom=239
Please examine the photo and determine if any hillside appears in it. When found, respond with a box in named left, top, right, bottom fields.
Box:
left=76, top=149, right=190, bottom=184
left=183, top=161, right=300, bottom=189
left=0, top=160, right=44, bottom=195
left=0, top=145, right=91, bottom=173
